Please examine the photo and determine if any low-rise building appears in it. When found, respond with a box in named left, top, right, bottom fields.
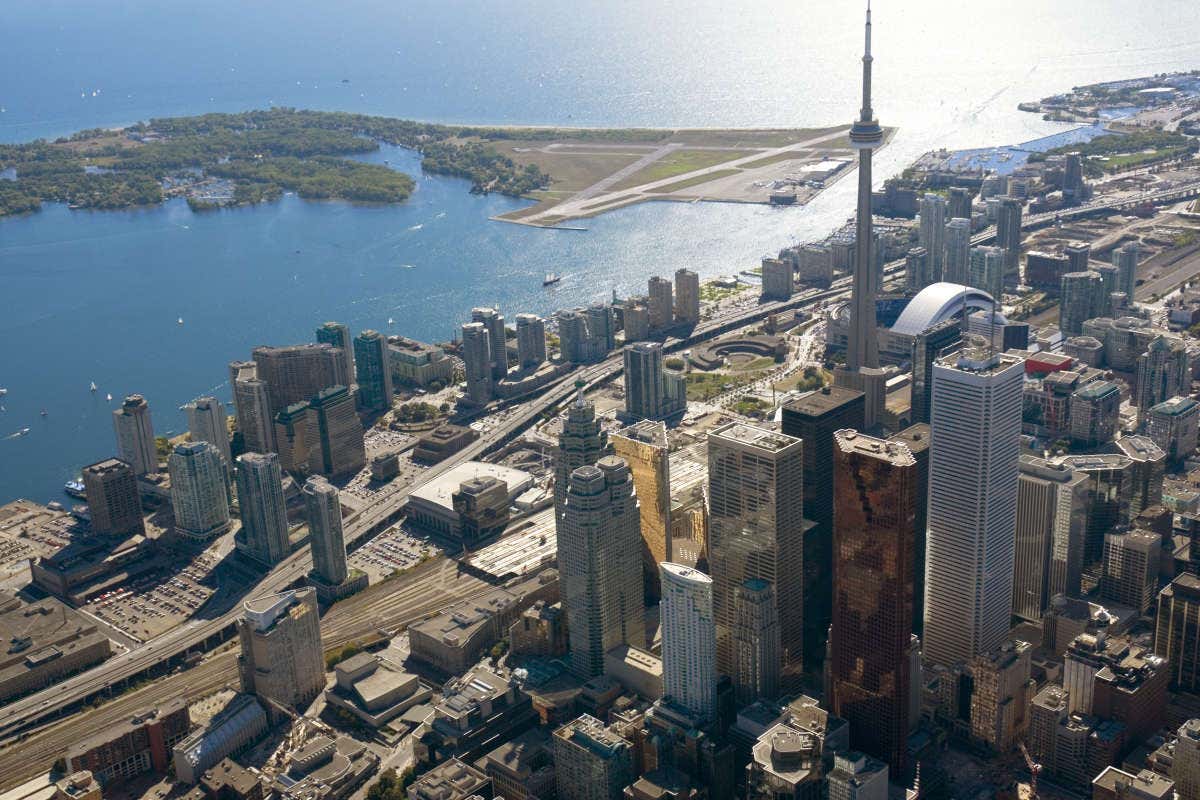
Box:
left=1146, top=396, right=1200, bottom=464
left=30, top=531, right=156, bottom=604
left=405, top=462, right=532, bottom=541
left=271, top=735, right=379, bottom=800
left=603, top=645, right=664, bottom=701
left=173, top=694, right=268, bottom=785
left=1092, top=766, right=1175, bottom=800
left=407, top=758, right=491, bottom=800
left=408, top=587, right=522, bottom=675
left=324, top=652, right=433, bottom=729
left=482, top=727, right=555, bottom=800
left=412, top=425, right=479, bottom=465
left=509, top=601, right=567, bottom=658
left=417, top=666, right=534, bottom=767
left=0, top=596, right=112, bottom=704
left=195, top=759, right=263, bottom=800
left=388, top=337, right=455, bottom=388
left=66, top=696, right=190, bottom=785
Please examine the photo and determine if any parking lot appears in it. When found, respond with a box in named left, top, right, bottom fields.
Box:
left=348, top=520, right=438, bottom=583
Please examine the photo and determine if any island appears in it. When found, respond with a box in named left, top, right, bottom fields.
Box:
left=0, top=108, right=877, bottom=225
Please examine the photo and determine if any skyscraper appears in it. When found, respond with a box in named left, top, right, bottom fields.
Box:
left=781, top=386, right=865, bottom=666
left=252, top=343, right=344, bottom=418
left=185, top=395, right=232, bottom=467
left=1172, top=720, right=1200, bottom=800
left=1156, top=573, right=1200, bottom=692
left=274, top=401, right=314, bottom=474
left=674, top=268, right=701, bottom=325
left=515, top=313, right=547, bottom=369
left=460, top=321, right=493, bottom=405
left=309, top=385, right=366, bottom=479
left=623, top=342, right=683, bottom=420
left=844, top=3, right=883, bottom=375
left=647, top=276, right=674, bottom=329
left=235, top=452, right=290, bottom=567
left=942, top=217, right=971, bottom=285
left=557, top=457, right=646, bottom=678
left=732, top=579, right=781, bottom=705
left=659, top=562, right=717, bottom=720
left=1059, top=270, right=1103, bottom=337
left=924, top=340, right=1023, bottom=666
left=554, top=383, right=605, bottom=507
left=230, top=361, right=274, bottom=454
left=996, top=196, right=1023, bottom=287
left=889, top=424, right=931, bottom=636
left=1113, top=241, right=1140, bottom=299
left=919, top=194, right=948, bottom=282
left=315, top=321, right=355, bottom=388
left=238, top=588, right=325, bottom=720
left=553, top=715, right=634, bottom=800
left=830, top=429, right=915, bottom=771
left=708, top=422, right=805, bottom=686
left=82, top=458, right=144, bottom=537
left=1064, top=241, right=1092, bottom=273
left=948, top=186, right=973, bottom=222
left=910, top=319, right=962, bottom=425
left=112, top=394, right=157, bottom=476
left=1100, top=529, right=1160, bottom=614
left=905, top=246, right=930, bottom=294
left=472, top=306, right=508, bottom=381
left=1135, top=335, right=1189, bottom=410
left=304, top=475, right=348, bottom=587
left=611, top=421, right=671, bottom=598
left=168, top=441, right=231, bottom=541
left=353, top=329, right=393, bottom=413
left=969, top=245, right=1005, bottom=301
left=1013, top=456, right=1088, bottom=622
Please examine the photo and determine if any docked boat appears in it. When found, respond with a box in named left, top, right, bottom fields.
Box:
left=64, top=479, right=87, bottom=499
left=543, top=272, right=562, bottom=286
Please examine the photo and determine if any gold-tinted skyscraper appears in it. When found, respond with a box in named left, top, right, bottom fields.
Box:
left=612, top=420, right=671, bottom=598
left=831, top=429, right=916, bottom=771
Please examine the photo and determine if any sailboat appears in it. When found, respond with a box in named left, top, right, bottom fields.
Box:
left=105, top=393, right=113, bottom=402
left=177, top=317, right=184, bottom=325
left=90, top=381, right=97, bottom=392
left=543, top=272, right=562, bottom=286
left=387, top=317, right=395, bottom=325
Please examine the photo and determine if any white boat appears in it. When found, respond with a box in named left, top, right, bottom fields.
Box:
left=106, top=393, right=113, bottom=402
left=543, top=272, right=562, bottom=286
left=0, top=389, right=7, bottom=396
left=89, top=382, right=97, bottom=392
left=177, top=317, right=184, bottom=325
left=387, top=317, right=395, bottom=325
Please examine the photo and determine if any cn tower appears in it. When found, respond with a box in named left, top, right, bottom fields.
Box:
left=844, top=1, right=883, bottom=372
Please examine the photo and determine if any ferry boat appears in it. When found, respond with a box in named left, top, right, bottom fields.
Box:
left=64, top=480, right=87, bottom=500
left=543, top=272, right=562, bottom=286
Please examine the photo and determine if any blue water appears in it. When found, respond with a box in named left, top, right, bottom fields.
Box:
left=2, top=0, right=1200, bottom=502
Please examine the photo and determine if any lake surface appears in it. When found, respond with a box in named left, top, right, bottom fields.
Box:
left=2, top=0, right=1199, bottom=501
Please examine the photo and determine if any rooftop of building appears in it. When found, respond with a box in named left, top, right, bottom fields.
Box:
left=1074, top=379, right=1119, bottom=399
left=612, top=419, right=669, bottom=449
left=709, top=422, right=800, bottom=454
left=483, top=726, right=553, bottom=778
left=68, top=695, right=187, bottom=757
left=1059, top=453, right=1133, bottom=471
left=606, top=644, right=664, bottom=678
left=1092, top=766, right=1174, bottom=799
left=1116, top=435, right=1166, bottom=463
left=1164, top=572, right=1200, bottom=598
left=935, top=337, right=1023, bottom=375
left=833, top=429, right=916, bottom=466
left=782, top=385, right=864, bottom=417
left=408, top=461, right=532, bottom=512
left=888, top=423, right=930, bottom=455
left=0, top=596, right=108, bottom=684
left=242, top=588, right=311, bottom=633
left=410, top=585, right=520, bottom=646
left=200, top=758, right=260, bottom=798
left=555, top=713, right=629, bottom=757
left=1151, top=396, right=1199, bottom=416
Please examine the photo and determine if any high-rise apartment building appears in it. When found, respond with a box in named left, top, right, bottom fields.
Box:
left=235, top=452, right=290, bottom=567
left=471, top=307, right=508, bottom=381
left=274, top=401, right=314, bottom=474
left=230, top=361, right=274, bottom=454
left=168, top=442, right=230, bottom=541
left=708, top=423, right=805, bottom=686
left=251, top=343, right=344, bottom=418
left=830, top=429, right=915, bottom=771
left=353, top=329, right=393, bottom=413
left=238, top=588, right=325, bottom=720
left=514, top=313, right=547, bottom=369
left=184, top=396, right=232, bottom=467
left=557, top=457, right=646, bottom=678
left=924, top=341, right=1023, bottom=666
left=1113, top=242, right=1140, bottom=299
left=112, top=394, right=157, bottom=476
left=1069, top=380, right=1121, bottom=447
left=554, top=385, right=605, bottom=507
left=996, top=196, right=1023, bottom=287
left=968, top=245, right=1005, bottom=301
left=460, top=321, right=493, bottom=405
left=623, top=342, right=684, bottom=421
left=611, top=421, right=671, bottom=597
left=647, top=276, right=674, bottom=329
left=942, top=217, right=971, bottom=285
left=1059, top=271, right=1102, bottom=336
left=82, top=458, right=144, bottom=537
left=1065, top=241, right=1092, bottom=273
left=674, top=268, right=700, bottom=325
left=315, top=321, right=354, bottom=388
left=761, top=258, right=794, bottom=301
left=304, top=475, right=348, bottom=587
left=1013, top=456, right=1088, bottom=621
left=1146, top=396, right=1200, bottom=463
left=1136, top=336, right=1190, bottom=410
left=948, top=186, right=973, bottom=222
left=919, top=194, right=948, bottom=282
left=781, top=386, right=865, bottom=666
left=905, top=246, right=930, bottom=293
left=659, top=563, right=716, bottom=720
left=732, top=579, right=781, bottom=705
left=553, top=715, right=634, bottom=800
left=309, top=385, right=366, bottom=479
left=1156, top=574, right=1200, bottom=692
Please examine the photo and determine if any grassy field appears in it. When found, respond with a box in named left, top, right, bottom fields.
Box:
left=647, top=168, right=743, bottom=194
left=609, top=148, right=755, bottom=191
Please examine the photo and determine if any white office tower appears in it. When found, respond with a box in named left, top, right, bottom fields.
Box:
left=185, top=395, right=232, bottom=467
left=168, top=441, right=231, bottom=541
left=919, top=194, right=948, bottom=281
left=659, top=562, right=717, bottom=720
left=558, top=456, right=646, bottom=678
left=942, top=218, right=972, bottom=285
left=460, top=321, right=493, bottom=405
left=112, top=394, right=157, bottom=475
left=924, top=337, right=1024, bottom=666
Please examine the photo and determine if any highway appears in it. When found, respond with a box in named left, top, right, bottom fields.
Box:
left=0, top=175, right=1195, bottom=752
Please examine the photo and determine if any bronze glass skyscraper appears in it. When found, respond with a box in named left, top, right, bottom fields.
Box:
left=830, top=429, right=915, bottom=771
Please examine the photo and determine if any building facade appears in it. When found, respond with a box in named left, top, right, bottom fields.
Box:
left=352, top=329, right=393, bottom=413
left=112, top=394, right=157, bottom=476
left=238, top=589, right=325, bottom=719
left=659, top=563, right=717, bottom=720
left=168, top=441, right=231, bottom=541
left=234, top=452, right=290, bottom=567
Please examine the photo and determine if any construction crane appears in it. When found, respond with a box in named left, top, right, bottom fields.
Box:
left=1019, top=741, right=1041, bottom=800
